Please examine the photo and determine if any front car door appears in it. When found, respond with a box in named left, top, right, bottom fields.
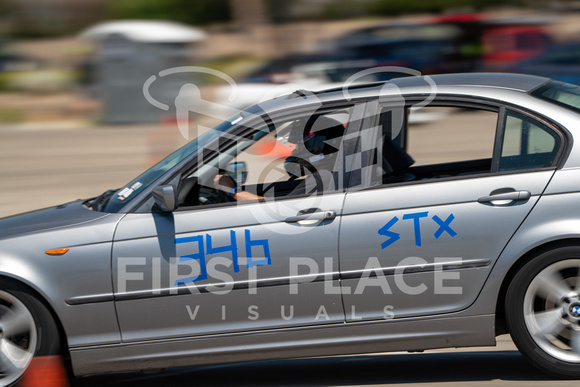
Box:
left=111, top=102, right=365, bottom=341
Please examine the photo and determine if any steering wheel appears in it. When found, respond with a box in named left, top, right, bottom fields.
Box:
left=257, top=157, right=324, bottom=199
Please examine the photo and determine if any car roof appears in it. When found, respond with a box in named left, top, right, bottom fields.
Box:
left=257, top=73, right=553, bottom=116
left=389, top=72, right=549, bottom=91
left=297, top=72, right=551, bottom=100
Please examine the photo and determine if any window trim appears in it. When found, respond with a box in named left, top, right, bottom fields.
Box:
left=491, top=106, right=507, bottom=173
left=354, top=95, right=568, bottom=192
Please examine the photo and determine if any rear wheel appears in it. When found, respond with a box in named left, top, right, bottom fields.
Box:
left=0, top=285, right=60, bottom=386
left=506, top=246, right=580, bottom=378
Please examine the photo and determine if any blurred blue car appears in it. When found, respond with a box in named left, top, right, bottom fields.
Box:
left=511, top=42, right=580, bottom=85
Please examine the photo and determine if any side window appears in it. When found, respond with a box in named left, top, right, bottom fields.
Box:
left=407, top=107, right=497, bottom=166
left=372, top=105, right=498, bottom=185
left=499, top=111, right=561, bottom=172
left=237, top=110, right=350, bottom=197
left=178, top=108, right=351, bottom=208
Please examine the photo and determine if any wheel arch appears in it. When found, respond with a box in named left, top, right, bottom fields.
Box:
left=0, top=274, right=69, bottom=356
left=495, top=238, right=580, bottom=335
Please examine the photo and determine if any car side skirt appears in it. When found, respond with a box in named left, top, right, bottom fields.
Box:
left=70, top=313, right=495, bottom=377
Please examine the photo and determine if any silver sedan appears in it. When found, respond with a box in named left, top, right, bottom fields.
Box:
left=2, top=73, right=580, bottom=384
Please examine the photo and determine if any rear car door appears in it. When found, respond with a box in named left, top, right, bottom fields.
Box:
left=339, top=99, right=565, bottom=321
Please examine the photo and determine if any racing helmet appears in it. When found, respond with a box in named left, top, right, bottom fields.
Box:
left=284, top=115, right=345, bottom=179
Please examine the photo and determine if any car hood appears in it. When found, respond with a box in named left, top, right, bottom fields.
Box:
left=0, top=200, right=113, bottom=241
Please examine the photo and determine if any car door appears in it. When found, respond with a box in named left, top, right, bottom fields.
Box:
left=339, top=100, right=565, bottom=322
left=111, top=103, right=363, bottom=342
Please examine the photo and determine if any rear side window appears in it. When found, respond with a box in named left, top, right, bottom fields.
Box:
left=499, top=110, right=561, bottom=172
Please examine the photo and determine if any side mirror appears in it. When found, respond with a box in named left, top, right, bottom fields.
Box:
left=226, top=161, right=247, bottom=186
left=152, top=185, right=177, bottom=212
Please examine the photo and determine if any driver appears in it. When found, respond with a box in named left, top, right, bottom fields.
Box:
left=214, top=115, right=345, bottom=201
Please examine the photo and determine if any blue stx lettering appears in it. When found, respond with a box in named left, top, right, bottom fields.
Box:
left=378, top=211, right=457, bottom=249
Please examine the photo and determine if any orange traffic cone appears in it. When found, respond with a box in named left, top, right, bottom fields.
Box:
left=19, top=355, right=69, bottom=387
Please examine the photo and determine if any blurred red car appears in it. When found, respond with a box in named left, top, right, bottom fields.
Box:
left=483, top=26, right=553, bottom=70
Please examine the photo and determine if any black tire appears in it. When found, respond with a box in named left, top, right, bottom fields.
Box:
left=0, top=283, right=60, bottom=386
left=506, top=246, right=580, bottom=378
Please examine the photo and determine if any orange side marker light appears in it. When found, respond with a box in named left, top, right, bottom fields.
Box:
left=45, top=248, right=69, bottom=256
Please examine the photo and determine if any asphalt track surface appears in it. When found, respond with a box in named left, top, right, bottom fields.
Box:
left=71, top=344, right=575, bottom=387
left=1, top=120, right=579, bottom=386
left=0, top=123, right=177, bottom=218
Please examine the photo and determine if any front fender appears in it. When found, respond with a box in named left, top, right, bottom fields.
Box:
left=0, top=214, right=123, bottom=347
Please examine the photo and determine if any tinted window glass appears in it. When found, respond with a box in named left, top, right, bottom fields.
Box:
left=499, top=111, right=560, bottom=171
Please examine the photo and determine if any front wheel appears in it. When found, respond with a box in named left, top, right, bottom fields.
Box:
left=506, top=246, right=580, bottom=378
left=0, top=285, right=60, bottom=386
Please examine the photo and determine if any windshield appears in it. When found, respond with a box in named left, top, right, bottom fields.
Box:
left=100, top=117, right=237, bottom=213
left=531, top=81, right=580, bottom=113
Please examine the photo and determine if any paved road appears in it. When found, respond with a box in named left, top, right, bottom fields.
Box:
left=0, top=123, right=189, bottom=218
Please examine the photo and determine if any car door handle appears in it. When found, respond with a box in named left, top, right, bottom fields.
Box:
left=477, top=190, right=531, bottom=204
left=285, top=210, right=337, bottom=223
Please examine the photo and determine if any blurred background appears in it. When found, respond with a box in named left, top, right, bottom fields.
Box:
left=2, top=0, right=580, bottom=217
